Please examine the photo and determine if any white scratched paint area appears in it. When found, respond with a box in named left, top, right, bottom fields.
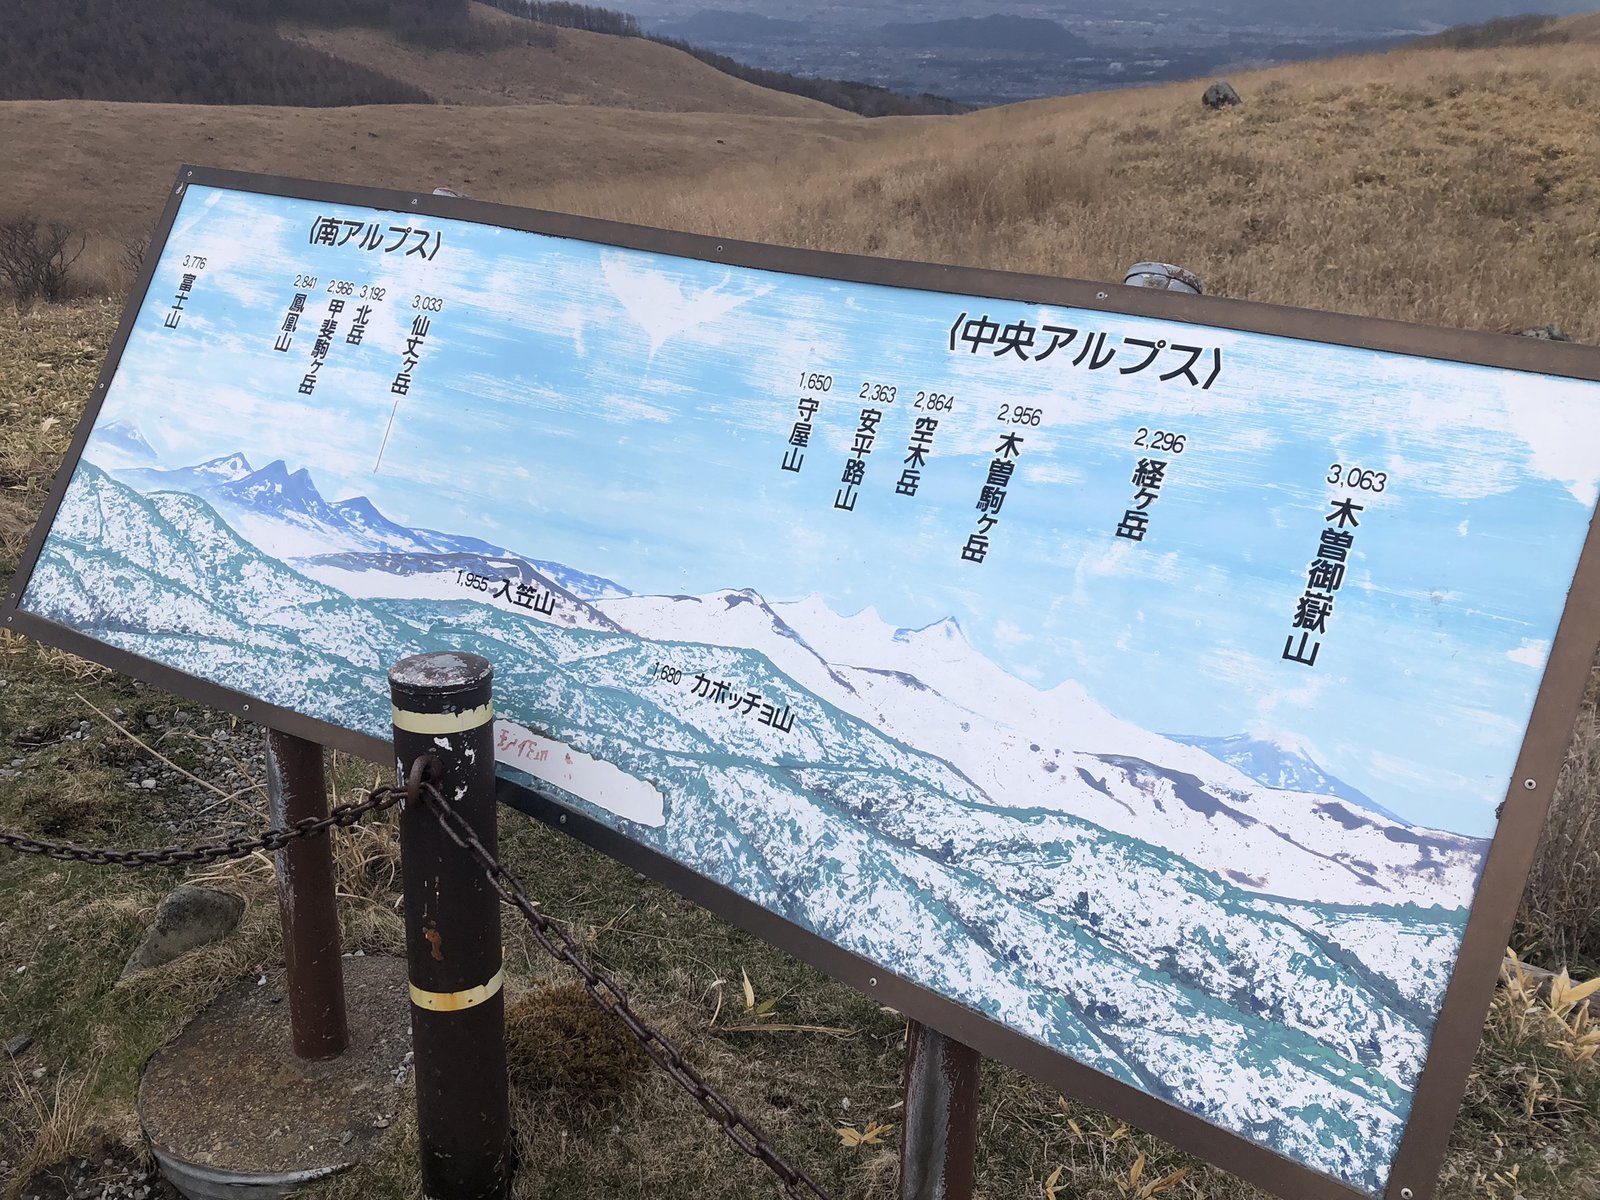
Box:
left=494, top=718, right=666, bottom=827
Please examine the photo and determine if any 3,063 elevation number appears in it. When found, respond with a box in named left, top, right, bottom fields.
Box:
left=1328, top=464, right=1387, bottom=492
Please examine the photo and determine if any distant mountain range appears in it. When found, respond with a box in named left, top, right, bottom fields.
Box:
left=652, top=8, right=808, bottom=40
left=655, top=2, right=1597, bottom=36
left=104, top=440, right=1487, bottom=908
left=117, top=452, right=630, bottom=601
left=654, top=10, right=1091, bottom=54
left=876, top=15, right=1089, bottom=53
left=1168, top=733, right=1406, bottom=823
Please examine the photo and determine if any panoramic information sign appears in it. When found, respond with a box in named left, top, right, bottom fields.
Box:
left=9, top=167, right=1600, bottom=1200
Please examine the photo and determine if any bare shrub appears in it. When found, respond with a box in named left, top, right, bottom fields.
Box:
left=0, top=214, right=85, bottom=304
left=119, top=235, right=149, bottom=282
left=1519, top=697, right=1600, bottom=974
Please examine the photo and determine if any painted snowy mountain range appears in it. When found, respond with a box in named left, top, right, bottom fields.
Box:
left=1168, top=732, right=1406, bottom=824
left=24, top=448, right=1496, bottom=1194
left=118, top=453, right=630, bottom=601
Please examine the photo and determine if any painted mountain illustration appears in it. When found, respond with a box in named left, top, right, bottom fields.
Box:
left=1168, top=733, right=1406, bottom=823
left=116, top=446, right=631, bottom=600
left=34, top=453, right=1498, bottom=1194
left=91, top=418, right=158, bottom=467
left=101, top=451, right=1488, bottom=907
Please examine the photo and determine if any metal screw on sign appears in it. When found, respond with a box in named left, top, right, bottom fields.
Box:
left=1401, top=1189, right=1415, bottom=1200
left=390, top=652, right=511, bottom=1200
left=1524, top=778, right=1538, bottom=790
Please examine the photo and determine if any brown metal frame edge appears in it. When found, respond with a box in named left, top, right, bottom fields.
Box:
left=7, top=163, right=1600, bottom=1200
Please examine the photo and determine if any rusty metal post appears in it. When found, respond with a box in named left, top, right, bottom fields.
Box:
left=390, top=652, right=511, bottom=1200
left=265, top=728, right=350, bottom=1060
left=899, top=1020, right=981, bottom=1200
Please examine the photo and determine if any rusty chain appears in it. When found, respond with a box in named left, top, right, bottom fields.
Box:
left=0, top=786, right=402, bottom=867
left=0, top=766, right=832, bottom=1199
left=410, top=773, right=836, bottom=1200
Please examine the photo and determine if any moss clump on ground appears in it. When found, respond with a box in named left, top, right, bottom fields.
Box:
left=505, top=980, right=648, bottom=1100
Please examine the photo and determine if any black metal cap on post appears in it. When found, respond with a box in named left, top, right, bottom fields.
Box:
left=390, top=652, right=511, bottom=1200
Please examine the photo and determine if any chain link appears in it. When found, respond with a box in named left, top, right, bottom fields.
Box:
left=414, top=777, right=837, bottom=1200
left=0, top=766, right=832, bottom=1199
left=0, top=786, right=402, bottom=868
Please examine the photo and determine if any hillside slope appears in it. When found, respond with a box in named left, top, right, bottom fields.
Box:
left=282, top=3, right=840, bottom=116
left=527, top=32, right=1600, bottom=343
left=0, top=101, right=878, bottom=263
left=0, top=0, right=430, bottom=105
left=1557, top=11, right=1600, bottom=36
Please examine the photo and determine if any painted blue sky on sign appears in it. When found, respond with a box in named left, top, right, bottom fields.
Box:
left=91, top=185, right=1600, bottom=837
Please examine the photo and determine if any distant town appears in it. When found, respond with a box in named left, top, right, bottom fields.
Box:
left=631, top=0, right=1594, bottom=105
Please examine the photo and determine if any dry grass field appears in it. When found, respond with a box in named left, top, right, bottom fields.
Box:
left=0, top=101, right=878, bottom=293
left=529, top=35, right=1600, bottom=343
left=279, top=4, right=838, bottom=114
left=6, top=14, right=1600, bottom=1200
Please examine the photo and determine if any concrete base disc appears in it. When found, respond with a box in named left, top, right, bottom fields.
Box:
left=138, top=955, right=412, bottom=1200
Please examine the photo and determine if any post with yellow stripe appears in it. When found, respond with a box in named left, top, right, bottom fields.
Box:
left=389, top=651, right=511, bottom=1200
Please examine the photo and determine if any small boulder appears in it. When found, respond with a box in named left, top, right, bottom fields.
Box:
left=122, top=887, right=245, bottom=977
left=1203, top=80, right=1242, bottom=110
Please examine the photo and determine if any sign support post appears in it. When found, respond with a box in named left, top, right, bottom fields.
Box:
left=265, top=728, right=350, bottom=1060
left=390, top=652, right=512, bottom=1200
left=899, top=1021, right=981, bottom=1200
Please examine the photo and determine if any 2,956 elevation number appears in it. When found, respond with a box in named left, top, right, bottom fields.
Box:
left=997, top=405, right=1043, bottom=426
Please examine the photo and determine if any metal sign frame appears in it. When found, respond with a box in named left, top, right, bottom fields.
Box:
left=6, top=165, right=1600, bottom=1200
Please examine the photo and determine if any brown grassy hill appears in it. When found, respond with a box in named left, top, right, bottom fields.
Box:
left=281, top=2, right=840, bottom=116
left=1556, top=11, right=1600, bottom=37
left=526, top=32, right=1600, bottom=343
left=0, top=100, right=884, bottom=287
left=8, top=17, right=1600, bottom=345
